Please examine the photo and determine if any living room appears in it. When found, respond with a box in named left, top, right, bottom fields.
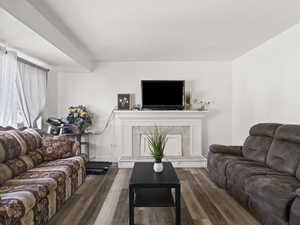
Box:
left=0, top=1, right=300, bottom=225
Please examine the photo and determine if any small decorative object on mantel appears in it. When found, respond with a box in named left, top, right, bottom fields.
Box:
left=193, top=99, right=211, bottom=111
left=146, top=126, right=168, bottom=173
left=118, top=94, right=132, bottom=110
left=132, top=104, right=142, bottom=111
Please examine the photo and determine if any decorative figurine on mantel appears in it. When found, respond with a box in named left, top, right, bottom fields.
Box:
left=193, top=99, right=211, bottom=111
left=146, top=126, right=168, bottom=173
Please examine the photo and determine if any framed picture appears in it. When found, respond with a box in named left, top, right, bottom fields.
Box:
left=118, top=94, right=131, bottom=110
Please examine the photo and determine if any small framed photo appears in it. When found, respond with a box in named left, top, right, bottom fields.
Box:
left=118, top=94, right=132, bottom=110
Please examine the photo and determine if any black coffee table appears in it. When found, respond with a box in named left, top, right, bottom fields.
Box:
left=129, top=162, right=181, bottom=225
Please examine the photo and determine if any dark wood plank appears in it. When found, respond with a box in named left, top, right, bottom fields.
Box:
left=48, top=168, right=261, bottom=225
left=82, top=168, right=119, bottom=225
left=177, top=169, right=230, bottom=225
left=47, top=168, right=118, bottom=225
left=111, top=189, right=129, bottom=225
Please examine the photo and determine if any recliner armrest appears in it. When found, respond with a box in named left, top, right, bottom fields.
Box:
left=209, top=144, right=243, bottom=156
left=296, top=189, right=300, bottom=197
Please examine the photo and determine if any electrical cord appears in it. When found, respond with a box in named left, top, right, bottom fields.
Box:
left=96, top=107, right=117, bottom=135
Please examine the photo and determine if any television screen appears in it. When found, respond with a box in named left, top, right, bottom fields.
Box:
left=141, top=80, right=185, bottom=110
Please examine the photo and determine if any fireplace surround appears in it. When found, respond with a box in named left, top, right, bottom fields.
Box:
left=114, top=110, right=208, bottom=168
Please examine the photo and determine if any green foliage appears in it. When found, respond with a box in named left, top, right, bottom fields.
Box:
left=146, top=126, right=168, bottom=161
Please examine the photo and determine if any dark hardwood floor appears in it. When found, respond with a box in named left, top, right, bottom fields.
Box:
left=48, top=168, right=261, bottom=225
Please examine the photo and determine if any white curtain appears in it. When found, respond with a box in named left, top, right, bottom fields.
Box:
left=16, top=61, right=47, bottom=128
left=0, top=51, right=19, bottom=127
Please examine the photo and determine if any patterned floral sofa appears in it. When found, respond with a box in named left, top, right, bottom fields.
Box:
left=0, top=127, right=86, bottom=225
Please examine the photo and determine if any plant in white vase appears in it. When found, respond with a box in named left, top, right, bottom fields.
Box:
left=146, top=126, right=168, bottom=173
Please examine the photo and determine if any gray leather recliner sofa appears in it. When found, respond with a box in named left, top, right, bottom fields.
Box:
left=208, top=123, right=300, bottom=225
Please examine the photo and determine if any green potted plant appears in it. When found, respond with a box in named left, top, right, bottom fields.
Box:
left=146, top=126, right=168, bottom=173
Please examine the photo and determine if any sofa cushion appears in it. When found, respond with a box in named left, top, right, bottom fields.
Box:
left=5, top=158, right=29, bottom=177
left=16, top=129, right=42, bottom=152
left=19, top=155, right=35, bottom=170
left=15, top=168, right=70, bottom=210
left=295, top=164, right=300, bottom=181
left=245, top=175, right=300, bottom=221
left=290, top=195, right=300, bottom=225
left=0, top=198, right=29, bottom=220
left=0, top=131, right=26, bottom=163
left=242, top=123, right=281, bottom=163
left=42, top=135, right=81, bottom=156
left=209, top=145, right=243, bottom=156
left=275, top=125, right=300, bottom=144
left=0, top=183, right=49, bottom=219
left=0, top=184, right=48, bottom=205
left=4, top=154, right=42, bottom=179
left=249, top=123, right=282, bottom=137
left=39, top=156, right=86, bottom=193
left=0, top=163, right=13, bottom=185
left=207, top=151, right=246, bottom=188
left=40, top=142, right=74, bottom=162
left=39, top=156, right=86, bottom=171
left=42, top=135, right=74, bottom=147
left=248, top=198, right=289, bottom=225
left=5, top=177, right=57, bottom=193
left=267, top=125, right=300, bottom=175
left=27, top=150, right=44, bottom=167
left=226, top=161, right=286, bottom=207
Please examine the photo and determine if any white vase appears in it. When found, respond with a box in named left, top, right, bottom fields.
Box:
left=153, top=160, right=164, bottom=173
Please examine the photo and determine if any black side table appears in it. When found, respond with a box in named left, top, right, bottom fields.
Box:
left=129, top=162, right=181, bottom=225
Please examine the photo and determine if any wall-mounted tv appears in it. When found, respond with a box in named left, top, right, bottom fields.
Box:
left=141, top=80, right=185, bottom=110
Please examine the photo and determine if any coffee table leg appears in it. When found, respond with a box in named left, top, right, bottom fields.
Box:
left=129, top=185, right=134, bottom=225
left=175, top=185, right=181, bottom=225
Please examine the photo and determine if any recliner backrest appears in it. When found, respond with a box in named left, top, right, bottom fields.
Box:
left=242, top=123, right=282, bottom=164
left=267, top=125, right=300, bottom=176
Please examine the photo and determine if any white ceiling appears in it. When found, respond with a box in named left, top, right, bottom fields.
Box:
left=2, top=0, right=300, bottom=65
left=0, top=8, right=77, bottom=68
left=41, top=0, right=300, bottom=61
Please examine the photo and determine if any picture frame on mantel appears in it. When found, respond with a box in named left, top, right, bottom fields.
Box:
left=117, top=94, right=132, bottom=110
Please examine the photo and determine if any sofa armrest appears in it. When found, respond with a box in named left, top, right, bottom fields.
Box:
left=43, top=135, right=81, bottom=154
left=209, top=144, right=243, bottom=156
left=41, top=135, right=82, bottom=161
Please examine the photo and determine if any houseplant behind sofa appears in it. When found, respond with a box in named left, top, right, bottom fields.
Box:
left=208, top=123, right=300, bottom=225
left=0, top=128, right=86, bottom=225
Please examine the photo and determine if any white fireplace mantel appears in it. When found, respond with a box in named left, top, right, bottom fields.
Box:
left=114, top=110, right=208, bottom=120
left=114, top=110, right=208, bottom=168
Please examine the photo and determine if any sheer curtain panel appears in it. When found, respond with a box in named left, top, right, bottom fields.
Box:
left=16, top=61, right=47, bottom=128
left=0, top=51, right=19, bottom=127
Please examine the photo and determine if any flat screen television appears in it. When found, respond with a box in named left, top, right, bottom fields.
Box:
left=141, top=80, right=185, bottom=110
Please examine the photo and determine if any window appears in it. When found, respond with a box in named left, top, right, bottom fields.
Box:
left=0, top=49, right=48, bottom=128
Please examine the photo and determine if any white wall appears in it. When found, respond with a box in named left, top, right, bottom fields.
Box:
left=56, top=62, right=232, bottom=161
left=232, top=22, right=300, bottom=145
left=43, top=71, right=58, bottom=127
